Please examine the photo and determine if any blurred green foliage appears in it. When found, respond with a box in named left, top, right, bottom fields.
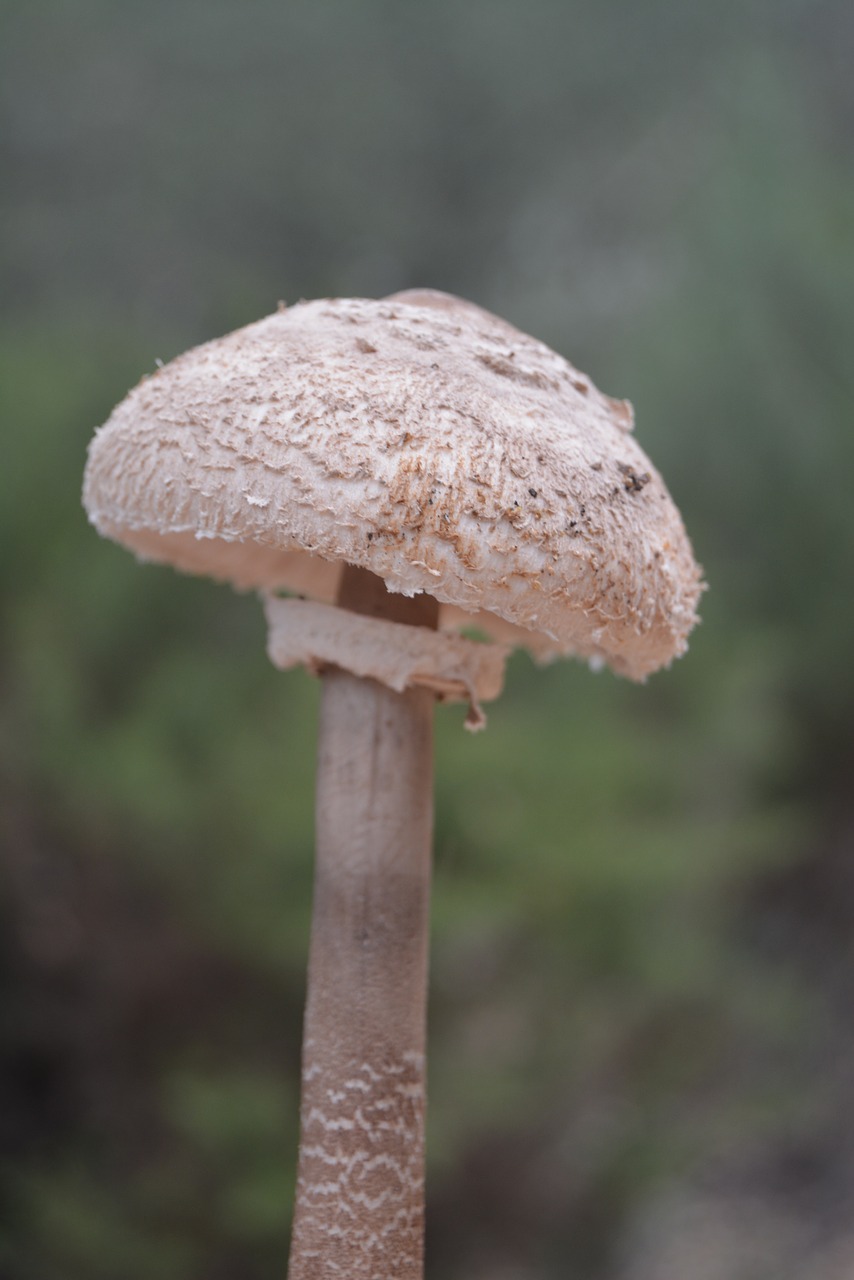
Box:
left=1, top=2, right=853, bottom=1277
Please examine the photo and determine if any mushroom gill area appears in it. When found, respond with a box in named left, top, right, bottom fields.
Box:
left=94, top=521, right=561, bottom=659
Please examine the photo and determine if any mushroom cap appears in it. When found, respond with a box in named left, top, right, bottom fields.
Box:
left=83, top=290, right=703, bottom=679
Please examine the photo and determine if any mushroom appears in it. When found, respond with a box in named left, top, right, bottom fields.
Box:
left=82, top=289, right=703, bottom=1278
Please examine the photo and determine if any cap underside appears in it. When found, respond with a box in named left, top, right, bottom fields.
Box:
left=97, top=520, right=562, bottom=658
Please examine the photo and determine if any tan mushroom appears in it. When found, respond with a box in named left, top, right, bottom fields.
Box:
left=83, top=288, right=703, bottom=1279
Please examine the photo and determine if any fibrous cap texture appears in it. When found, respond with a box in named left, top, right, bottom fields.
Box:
left=83, top=289, right=703, bottom=679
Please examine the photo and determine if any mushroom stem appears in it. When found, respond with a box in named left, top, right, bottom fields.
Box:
left=287, top=568, right=437, bottom=1280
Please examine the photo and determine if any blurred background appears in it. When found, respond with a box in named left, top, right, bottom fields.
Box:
left=1, top=1, right=853, bottom=1277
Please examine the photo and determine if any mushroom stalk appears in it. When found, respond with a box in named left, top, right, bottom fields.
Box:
left=288, top=567, right=437, bottom=1280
